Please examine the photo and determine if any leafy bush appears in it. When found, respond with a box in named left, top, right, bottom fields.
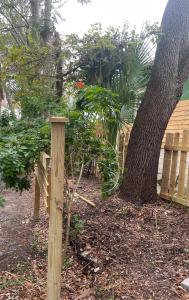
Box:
left=0, top=113, right=50, bottom=192
left=98, top=144, right=120, bottom=197
left=64, top=109, right=119, bottom=197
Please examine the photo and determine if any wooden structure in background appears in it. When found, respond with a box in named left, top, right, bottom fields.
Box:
left=162, top=100, right=189, bottom=145
left=160, top=130, right=189, bottom=207
left=118, top=100, right=189, bottom=177
left=34, top=152, right=51, bottom=219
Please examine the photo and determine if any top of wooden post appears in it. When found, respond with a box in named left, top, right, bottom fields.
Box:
left=49, top=117, right=69, bottom=123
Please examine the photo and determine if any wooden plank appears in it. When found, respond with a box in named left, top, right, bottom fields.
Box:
left=173, top=100, right=189, bottom=107
left=169, top=133, right=180, bottom=195
left=185, top=168, right=189, bottom=202
left=161, top=192, right=189, bottom=207
left=40, top=152, right=51, bottom=171
left=164, top=145, right=189, bottom=152
left=166, top=124, right=189, bottom=130
left=178, top=130, right=189, bottom=197
left=172, top=195, right=189, bottom=207
left=75, top=192, right=96, bottom=207
left=161, top=133, right=174, bottom=194
left=34, top=175, right=40, bottom=220
left=169, top=106, right=189, bottom=113
left=169, top=115, right=189, bottom=121
left=47, top=168, right=51, bottom=214
left=36, top=168, right=49, bottom=197
left=159, top=193, right=171, bottom=201
left=47, top=118, right=67, bottom=300
left=37, top=164, right=49, bottom=187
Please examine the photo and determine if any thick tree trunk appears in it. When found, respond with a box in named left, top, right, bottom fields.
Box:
left=120, top=0, right=189, bottom=204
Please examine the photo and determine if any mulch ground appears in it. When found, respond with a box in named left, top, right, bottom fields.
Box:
left=1, top=178, right=189, bottom=299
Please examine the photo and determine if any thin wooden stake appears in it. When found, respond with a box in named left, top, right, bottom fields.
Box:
left=47, top=117, right=68, bottom=300
left=34, top=174, right=40, bottom=220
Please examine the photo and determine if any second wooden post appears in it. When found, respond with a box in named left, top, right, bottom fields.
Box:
left=47, top=117, right=68, bottom=300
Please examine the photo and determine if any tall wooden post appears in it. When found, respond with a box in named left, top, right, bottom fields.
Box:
left=47, top=117, right=68, bottom=300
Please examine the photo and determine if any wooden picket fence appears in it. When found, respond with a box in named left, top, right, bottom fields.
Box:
left=34, top=152, right=51, bottom=219
left=160, top=130, right=189, bottom=207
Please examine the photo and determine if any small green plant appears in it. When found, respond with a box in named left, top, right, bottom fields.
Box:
left=0, top=196, right=5, bottom=208
left=98, top=143, right=120, bottom=198
left=62, top=258, right=72, bottom=270
left=0, top=278, right=25, bottom=289
left=70, top=213, right=85, bottom=240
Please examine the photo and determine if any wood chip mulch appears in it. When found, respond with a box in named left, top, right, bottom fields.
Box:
left=1, top=178, right=189, bottom=299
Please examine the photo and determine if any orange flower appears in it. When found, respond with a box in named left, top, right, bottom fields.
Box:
left=74, top=81, right=85, bottom=89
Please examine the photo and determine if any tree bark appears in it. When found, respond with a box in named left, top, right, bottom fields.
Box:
left=120, top=0, right=189, bottom=204
left=41, top=0, right=52, bottom=44
left=54, top=32, right=63, bottom=100
left=30, top=0, right=40, bottom=40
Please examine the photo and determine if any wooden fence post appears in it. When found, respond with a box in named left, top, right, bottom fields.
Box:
left=47, top=117, right=68, bottom=300
left=34, top=174, right=40, bottom=220
left=178, top=130, right=189, bottom=197
left=161, top=133, right=174, bottom=195
left=169, top=133, right=180, bottom=196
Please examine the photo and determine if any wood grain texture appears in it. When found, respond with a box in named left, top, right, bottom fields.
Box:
left=161, top=134, right=174, bottom=195
left=47, top=120, right=66, bottom=300
left=34, top=175, right=40, bottom=220
left=178, top=130, right=189, bottom=197
left=169, top=133, right=180, bottom=195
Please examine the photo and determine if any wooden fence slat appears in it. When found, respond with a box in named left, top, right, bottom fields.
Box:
left=178, top=130, right=189, bottom=197
left=186, top=168, right=189, bottom=201
left=161, top=133, right=174, bottom=195
left=34, top=175, right=40, bottom=220
left=169, top=133, right=180, bottom=195
left=47, top=167, right=51, bottom=214
left=121, top=132, right=129, bottom=174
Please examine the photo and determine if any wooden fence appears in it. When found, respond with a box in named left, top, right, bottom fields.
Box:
left=160, top=130, right=189, bottom=207
left=34, top=152, right=51, bottom=219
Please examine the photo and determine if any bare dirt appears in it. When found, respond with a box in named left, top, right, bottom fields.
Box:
left=1, top=178, right=189, bottom=299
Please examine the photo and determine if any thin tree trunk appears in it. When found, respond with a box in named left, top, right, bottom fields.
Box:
left=120, top=0, right=189, bottom=204
left=30, top=0, right=40, bottom=40
left=4, top=87, right=15, bottom=118
left=54, top=32, right=63, bottom=100
left=41, top=0, right=52, bottom=44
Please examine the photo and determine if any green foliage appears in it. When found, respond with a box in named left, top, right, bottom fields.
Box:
left=0, top=196, right=6, bottom=208
left=63, top=23, right=160, bottom=123
left=70, top=213, right=85, bottom=240
left=0, top=114, right=50, bottom=192
left=62, top=258, right=72, bottom=270
left=76, top=85, right=121, bottom=146
left=64, top=106, right=119, bottom=197
left=20, top=95, right=58, bottom=120
left=98, top=144, right=120, bottom=198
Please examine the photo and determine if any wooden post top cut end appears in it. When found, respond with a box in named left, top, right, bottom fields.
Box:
left=49, top=116, right=69, bottom=123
